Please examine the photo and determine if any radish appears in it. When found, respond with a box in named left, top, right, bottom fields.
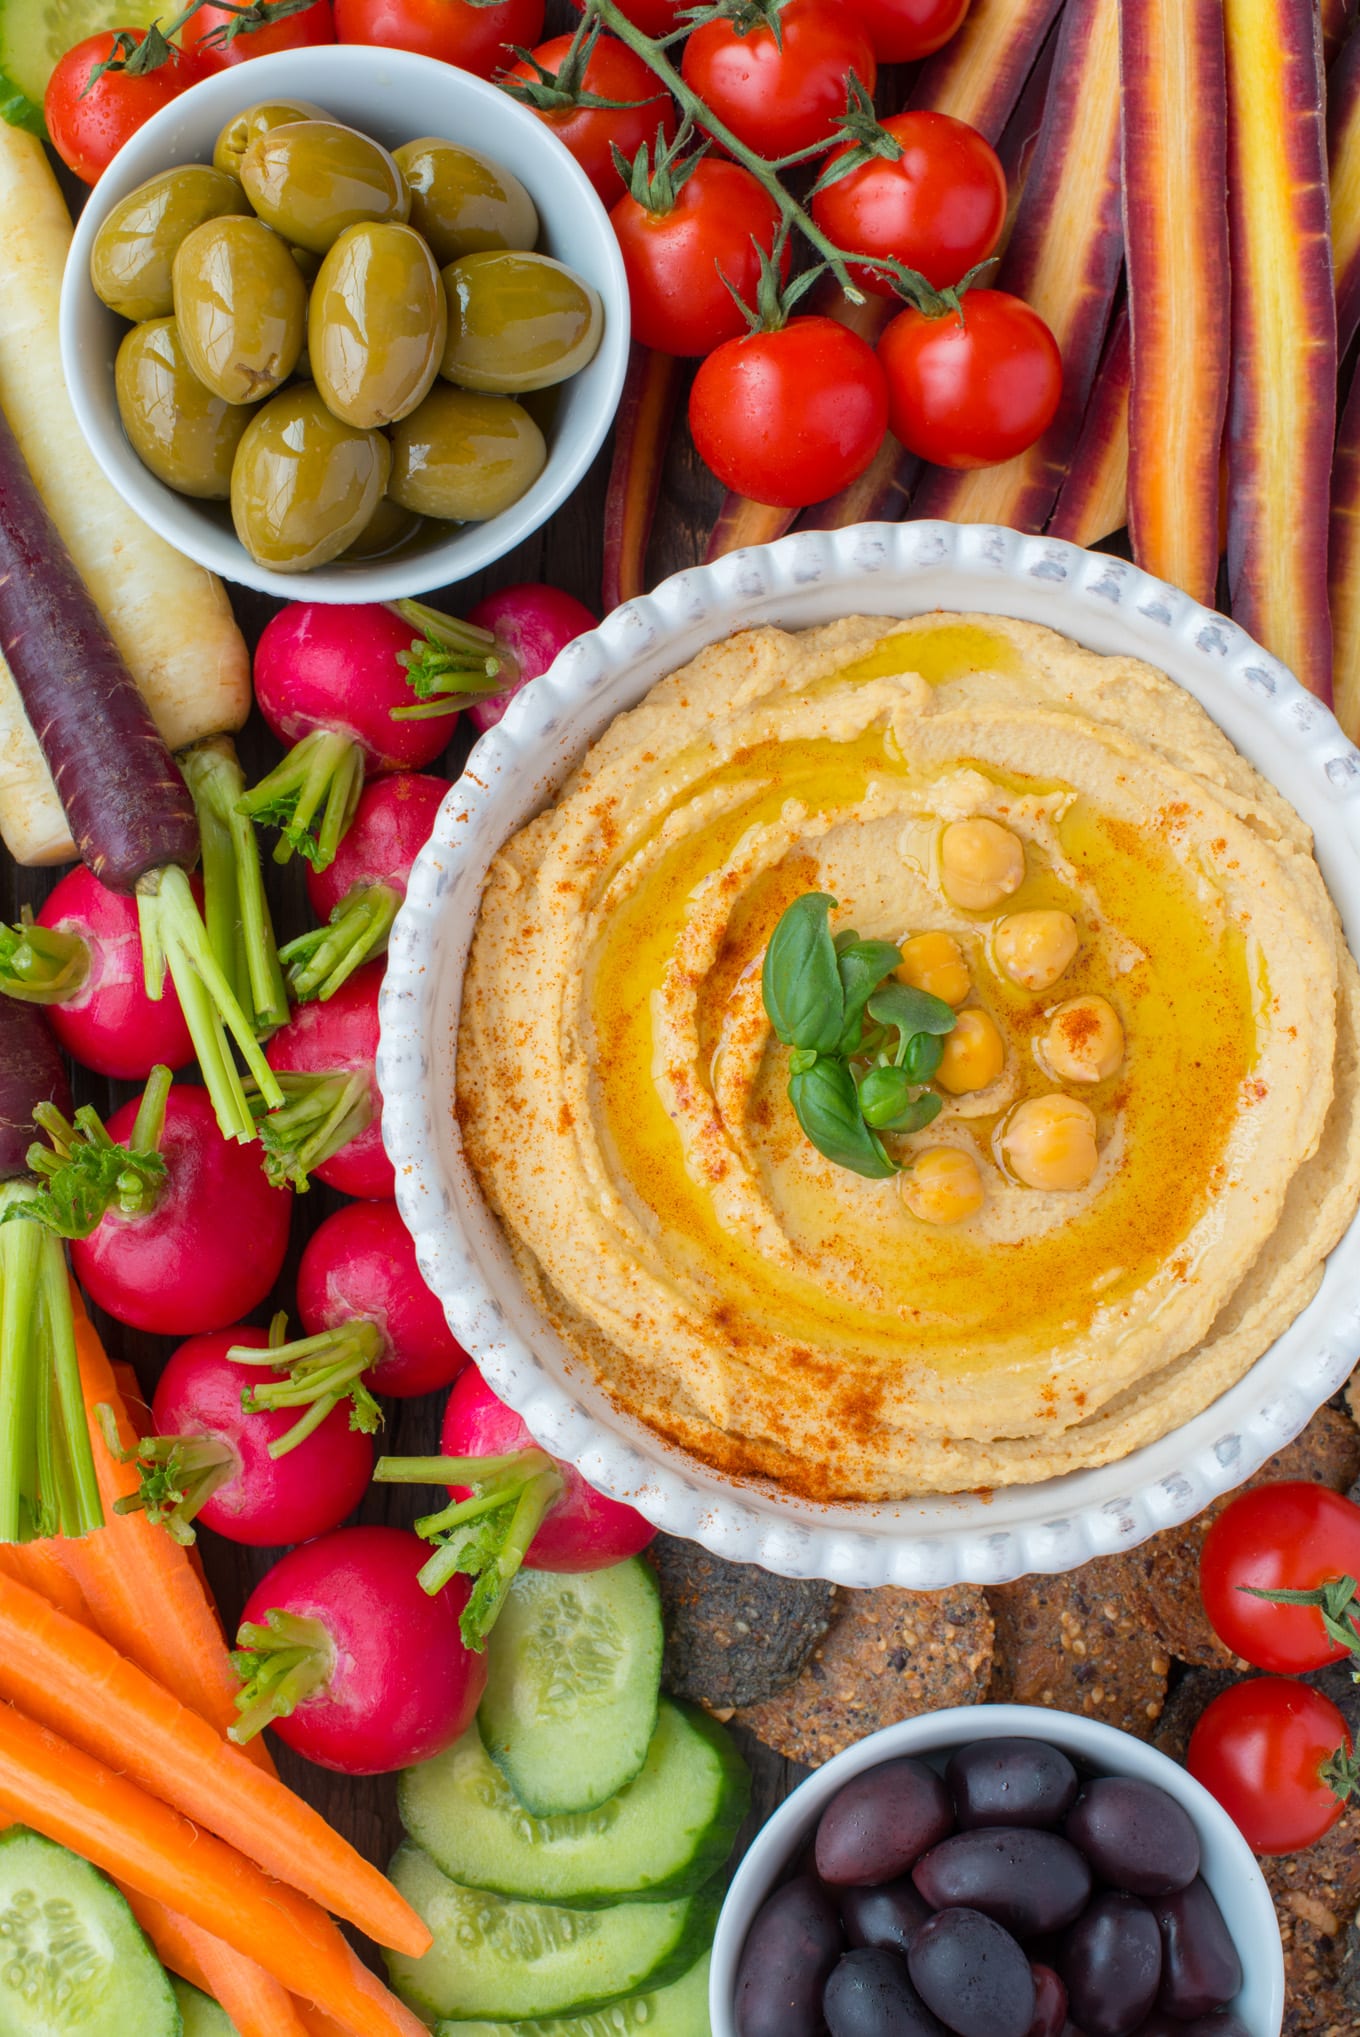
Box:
left=0, top=866, right=194, bottom=1080
left=233, top=1201, right=469, bottom=1439
left=279, top=773, right=451, bottom=1003
left=0, top=408, right=283, bottom=1144
left=231, top=1526, right=487, bottom=1774
left=375, top=1364, right=656, bottom=1649
left=0, top=997, right=103, bottom=1541
left=107, top=1320, right=372, bottom=1547
left=258, top=959, right=390, bottom=1197
left=23, top=1068, right=291, bottom=1336
left=462, top=583, right=598, bottom=732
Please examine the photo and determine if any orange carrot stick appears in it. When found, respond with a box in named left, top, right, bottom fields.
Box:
left=292, top=2007, right=357, bottom=2037
left=0, top=1539, right=92, bottom=1626
left=1047, top=303, right=1130, bottom=548
left=0, top=1703, right=428, bottom=2037
left=59, top=1296, right=274, bottom=1772
left=123, top=1888, right=311, bottom=2037
left=0, top=1568, right=429, bottom=1954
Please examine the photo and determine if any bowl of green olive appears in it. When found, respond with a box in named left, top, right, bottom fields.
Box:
left=60, top=43, right=629, bottom=599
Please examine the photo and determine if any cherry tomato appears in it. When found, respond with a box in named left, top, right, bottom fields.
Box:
left=334, top=0, right=542, bottom=77
left=571, top=0, right=684, bottom=32
left=878, top=288, right=1062, bottom=468
left=1199, top=1481, right=1360, bottom=1674
left=811, top=111, right=1005, bottom=295
left=1187, top=1677, right=1352, bottom=1855
left=858, top=0, right=971, bottom=62
left=45, top=31, right=195, bottom=185
left=682, top=0, right=877, bottom=161
left=178, top=0, right=334, bottom=69
left=507, top=33, right=677, bottom=206
left=688, top=315, right=888, bottom=508
left=611, top=159, right=786, bottom=356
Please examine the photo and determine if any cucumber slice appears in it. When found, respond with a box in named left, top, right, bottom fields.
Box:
left=172, top=1980, right=239, bottom=2036
left=435, top=1952, right=712, bottom=2036
left=0, top=0, right=163, bottom=133
left=0, top=1826, right=181, bottom=2035
left=385, top=1842, right=717, bottom=2025
left=479, top=1559, right=663, bottom=1817
left=400, top=1699, right=748, bottom=1908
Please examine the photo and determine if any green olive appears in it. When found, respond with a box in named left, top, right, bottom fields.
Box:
left=212, top=98, right=330, bottom=180
left=439, top=251, right=603, bottom=393
left=173, top=215, right=307, bottom=404
left=241, top=120, right=410, bottom=255
left=392, top=137, right=538, bottom=265
left=309, top=221, right=446, bottom=429
left=388, top=386, right=545, bottom=521
left=115, top=318, right=254, bottom=500
left=341, top=493, right=425, bottom=559
left=90, top=166, right=249, bottom=322
left=231, top=385, right=391, bottom=572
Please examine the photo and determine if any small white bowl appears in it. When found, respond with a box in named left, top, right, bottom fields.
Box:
left=708, top=1704, right=1285, bottom=2037
left=59, top=45, right=629, bottom=602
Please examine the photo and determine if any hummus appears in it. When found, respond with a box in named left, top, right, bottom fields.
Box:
left=456, top=615, right=1360, bottom=1500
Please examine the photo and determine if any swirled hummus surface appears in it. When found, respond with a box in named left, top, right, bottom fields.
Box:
left=456, top=615, right=1360, bottom=1499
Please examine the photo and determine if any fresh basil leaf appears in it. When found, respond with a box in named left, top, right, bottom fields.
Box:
left=835, top=939, right=905, bottom=1055
left=857, top=1064, right=916, bottom=1129
left=788, top=1058, right=898, bottom=1179
left=903, top=1031, right=944, bottom=1083
left=867, top=979, right=958, bottom=1039
left=885, top=1090, right=944, bottom=1136
left=762, top=892, right=845, bottom=1051
left=833, top=928, right=861, bottom=955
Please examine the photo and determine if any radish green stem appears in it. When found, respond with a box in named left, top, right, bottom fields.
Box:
left=0, top=1183, right=102, bottom=1543
left=181, top=739, right=289, bottom=1037
left=229, top=1320, right=383, bottom=1457
left=22, top=1076, right=170, bottom=1236
left=0, top=916, right=89, bottom=1005
left=230, top=1609, right=334, bottom=1744
left=278, top=883, right=401, bottom=1003
left=387, top=599, right=508, bottom=719
left=245, top=1069, right=374, bottom=1192
left=97, top=1405, right=237, bottom=1546
left=137, top=866, right=284, bottom=1143
left=237, top=729, right=365, bottom=872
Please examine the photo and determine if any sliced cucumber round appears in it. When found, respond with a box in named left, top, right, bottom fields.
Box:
left=434, top=1951, right=711, bottom=2036
left=478, top=1558, right=663, bottom=1818
left=0, top=1826, right=181, bottom=2036
left=400, top=1699, right=748, bottom=1908
left=0, top=0, right=164, bottom=133
left=385, top=1842, right=717, bottom=2025
left=172, top=1979, right=239, bottom=2036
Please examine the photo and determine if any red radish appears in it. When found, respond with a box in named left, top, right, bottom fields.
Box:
left=109, top=1322, right=372, bottom=1547
left=262, top=958, right=390, bottom=1197
left=464, top=584, right=598, bottom=732
left=375, top=1363, right=655, bottom=1648
left=245, top=1202, right=468, bottom=1440
left=232, top=1526, right=487, bottom=1773
left=280, top=773, right=451, bottom=1004
left=0, top=866, right=194, bottom=1080
left=25, top=1070, right=291, bottom=1336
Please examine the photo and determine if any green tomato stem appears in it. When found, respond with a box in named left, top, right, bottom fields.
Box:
left=278, top=883, right=401, bottom=1003
left=229, top=1609, right=334, bottom=1745
left=236, top=729, right=365, bottom=873
left=0, top=917, right=89, bottom=1006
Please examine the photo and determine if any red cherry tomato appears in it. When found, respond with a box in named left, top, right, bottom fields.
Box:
left=611, top=159, right=786, bottom=356
left=688, top=315, right=889, bottom=508
left=44, top=31, right=195, bottom=185
left=333, top=0, right=542, bottom=77
left=1200, top=1481, right=1360, bottom=1674
left=878, top=288, right=1062, bottom=468
left=682, top=0, right=877, bottom=161
left=1187, top=1677, right=1352, bottom=1855
left=571, top=0, right=684, bottom=32
left=811, top=111, right=1005, bottom=295
left=858, top=0, right=971, bottom=62
left=507, top=33, right=678, bottom=206
left=178, top=0, right=334, bottom=69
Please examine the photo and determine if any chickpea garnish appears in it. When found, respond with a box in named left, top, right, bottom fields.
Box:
left=900, top=1146, right=985, bottom=1225
left=1000, top=1095, right=1100, bottom=1191
left=936, top=1008, right=1005, bottom=1094
left=1042, top=994, right=1124, bottom=1084
left=940, top=818, right=1026, bottom=912
left=994, top=909, right=1079, bottom=992
left=898, top=930, right=970, bottom=1007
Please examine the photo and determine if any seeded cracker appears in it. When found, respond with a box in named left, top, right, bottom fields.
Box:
left=735, top=1585, right=993, bottom=1765
left=1266, top=1806, right=1360, bottom=2036
left=648, top=1534, right=837, bottom=1709
left=986, top=1555, right=1169, bottom=1739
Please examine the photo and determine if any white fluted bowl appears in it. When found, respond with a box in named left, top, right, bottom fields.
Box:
left=378, top=522, right=1360, bottom=1588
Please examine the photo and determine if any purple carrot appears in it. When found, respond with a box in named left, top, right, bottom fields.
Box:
left=0, top=999, right=69, bottom=1182
left=1330, top=20, right=1360, bottom=360
left=908, top=0, right=1065, bottom=144
left=1047, top=302, right=1131, bottom=547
